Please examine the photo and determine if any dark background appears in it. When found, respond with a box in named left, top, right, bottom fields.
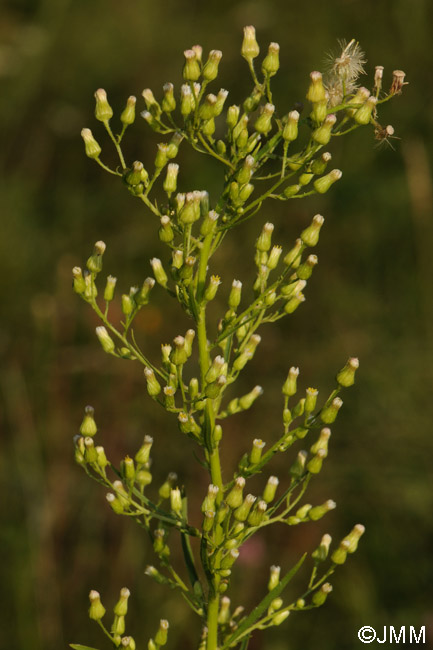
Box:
left=1, top=1, right=432, bottom=649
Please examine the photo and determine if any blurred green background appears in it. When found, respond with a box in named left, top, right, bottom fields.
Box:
left=1, top=0, right=432, bottom=648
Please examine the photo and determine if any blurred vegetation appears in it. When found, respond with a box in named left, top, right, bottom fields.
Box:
left=1, top=0, right=432, bottom=648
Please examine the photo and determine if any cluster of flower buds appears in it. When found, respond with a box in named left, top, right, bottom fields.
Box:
left=83, top=587, right=137, bottom=649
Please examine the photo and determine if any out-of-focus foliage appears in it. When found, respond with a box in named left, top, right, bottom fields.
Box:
left=0, top=1, right=432, bottom=649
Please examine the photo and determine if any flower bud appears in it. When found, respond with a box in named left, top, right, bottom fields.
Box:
left=206, top=355, right=225, bottom=383
left=312, top=583, right=333, bottom=606
left=81, top=128, right=101, bottom=159
left=121, top=293, right=134, bottom=317
left=312, top=533, right=332, bottom=562
left=283, top=238, right=303, bottom=268
left=239, top=385, right=263, bottom=410
left=183, top=49, right=201, bottom=81
left=200, top=208, right=218, bottom=236
left=171, top=335, right=188, bottom=366
left=311, top=152, right=332, bottom=176
left=306, top=71, right=327, bottom=103
left=228, top=279, right=242, bottom=309
left=180, top=84, right=194, bottom=117
left=170, top=487, right=182, bottom=514
left=306, top=448, right=327, bottom=474
left=199, top=94, right=217, bottom=121
left=282, top=110, right=299, bottom=142
left=164, top=385, right=176, bottom=409
left=86, top=240, right=106, bottom=274
left=120, top=96, right=136, bottom=126
left=136, top=277, right=155, bottom=305
left=179, top=191, right=200, bottom=224
left=95, top=446, right=108, bottom=470
left=163, top=163, right=179, bottom=197
left=345, top=86, right=371, bottom=117
left=150, top=257, right=168, bottom=287
left=267, top=245, right=282, bottom=270
left=313, top=169, right=342, bottom=194
left=320, top=397, right=343, bottom=424
left=247, top=499, right=267, bottom=526
left=221, top=548, right=240, bottom=570
left=342, top=523, right=365, bottom=553
left=308, top=499, right=336, bottom=521
left=114, top=587, right=130, bottom=616
left=249, top=438, right=266, bottom=465
left=256, top=222, right=274, bottom=252
left=310, top=98, right=328, bottom=124
left=336, top=357, right=359, bottom=387
left=312, top=113, right=337, bottom=145
left=159, top=472, right=177, bottom=500
left=310, top=427, right=331, bottom=456
left=241, top=26, right=260, bottom=62
left=263, top=476, right=279, bottom=503
left=305, top=387, right=319, bottom=414
left=136, top=469, right=152, bottom=487
left=135, top=435, right=153, bottom=465
left=214, top=89, right=229, bottom=116
left=290, top=450, right=307, bottom=478
left=283, top=184, right=301, bottom=200
left=72, top=266, right=86, bottom=294
left=226, top=477, right=245, bottom=509
left=89, top=590, right=106, bottom=620
left=155, top=143, right=169, bottom=169
left=204, top=275, right=221, bottom=302
left=203, top=510, right=215, bottom=533
left=353, top=96, right=377, bottom=125
left=301, top=214, right=325, bottom=247
left=234, top=493, right=256, bottom=521
left=121, top=637, right=136, bottom=650
left=282, top=366, right=299, bottom=397
left=95, top=326, right=116, bottom=354
left=331, top=539, right=351, bottom=565
left=80, top=405, right=97, bottom=437
left=268, top=597, right=283, bottom=614
left=160, top=82, right=176, bottom=113
left=254, top=103, right=275, bottom=135
left=202, top=49, right=223, bottom=81
left=142, top=88, right=160, bottom=116
left=268, top=565, right=281, bottom=591
left=201, top=484, right=220, bottom=513
left=144, top=367, right=161, bottom=397
left=106, top=492, right=124, bottom=514
left=218, top=596, right=231, bottom=624
left=103, top=275, right=117, bottom=302
left=227, top=104, right=240, bottom=129
left=155, top=619, right=169, bottom=646
left=121, top=455, right=135, bottom=483
left=94, top=88, right=113, bottom=122
left=262, top=42, right=280, bottom=77
left=272, top=610, right=290, bottom=626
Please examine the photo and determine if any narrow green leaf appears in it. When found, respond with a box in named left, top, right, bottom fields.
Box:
left=223, top=553, right=307, bottom=648
left=70, top=644, right=101, bottom=650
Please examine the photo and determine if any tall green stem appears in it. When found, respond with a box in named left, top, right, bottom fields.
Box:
left=196, top=229, right=224, bottom=650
